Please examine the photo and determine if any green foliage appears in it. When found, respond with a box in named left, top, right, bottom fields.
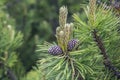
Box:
left=0, top=6, right=23, bottom=80
left=35, top=1, right=120, bottom=80
left=73, top=1, right=120, bottom=79
left=33, top=43, right=100, bottom=80
left=4, top=0, right=85, bottom=71
left=0, top=0, right=120, bottom=80
left=21, top=69, right=40, bottom=80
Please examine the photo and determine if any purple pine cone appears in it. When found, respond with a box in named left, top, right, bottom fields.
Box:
left=48, top=45, right=63, bottom=55
left=67, top=39, right=79, bottom=51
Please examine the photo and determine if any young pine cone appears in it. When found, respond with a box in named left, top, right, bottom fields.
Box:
left=48, top=45, right=63, bottom=55
left=67, top=39, right=79, bottom=51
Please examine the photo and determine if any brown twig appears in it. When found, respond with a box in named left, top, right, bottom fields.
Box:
left=92, top=29, right=120, bottom=79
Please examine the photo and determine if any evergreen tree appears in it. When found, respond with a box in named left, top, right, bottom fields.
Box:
left=35, top=0, right=120, bottom=80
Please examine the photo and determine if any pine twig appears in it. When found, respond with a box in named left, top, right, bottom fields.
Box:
left=67, top=56, right=84, bottom=80
left=74, top=68, right=84, bottom=80
left=92, top=29, right=120, bottom=79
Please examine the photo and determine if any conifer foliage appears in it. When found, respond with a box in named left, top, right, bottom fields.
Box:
left=0, top=7, right=23, bottom=80
left=36, top=0, right=120, bottom=80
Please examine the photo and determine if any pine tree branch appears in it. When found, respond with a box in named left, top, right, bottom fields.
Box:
left=92, top=29, right=120, bottom=79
